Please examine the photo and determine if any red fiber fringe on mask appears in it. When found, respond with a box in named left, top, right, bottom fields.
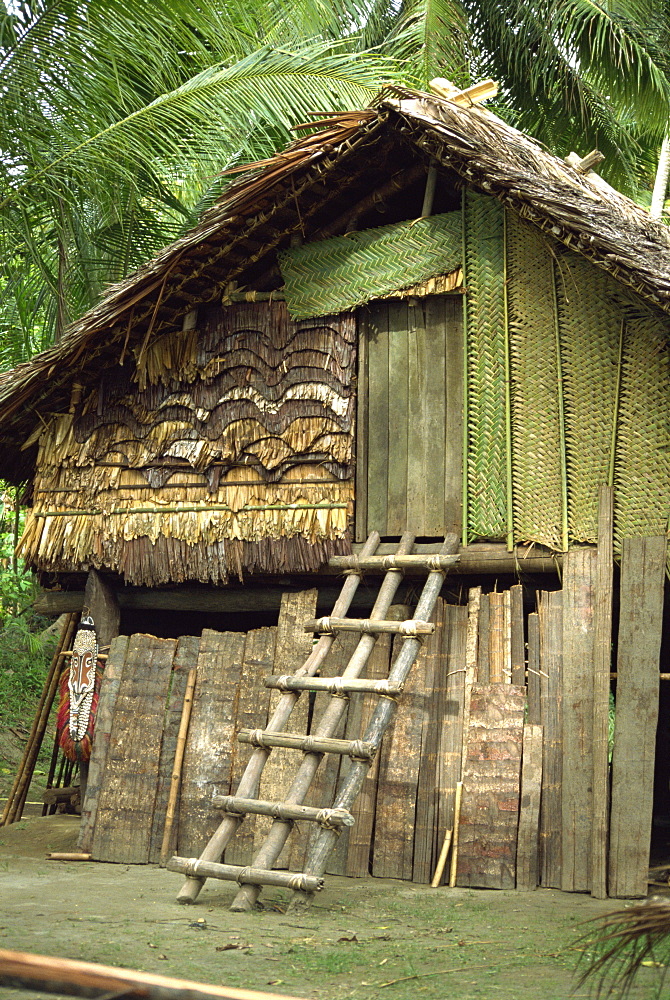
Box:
left=56, top=663, right=103, bottom=763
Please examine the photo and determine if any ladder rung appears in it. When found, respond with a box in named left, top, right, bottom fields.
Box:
left=237, top=728, right=377, bottom=760
left=167, top=856, right=324, bottom=892
left=303, top=616, right=434, bottom=636
left=328, top=553, right=459, bottom=573
left=211, top=795, right=355, bottom=827
left=265, top=675, right=403, bottom=697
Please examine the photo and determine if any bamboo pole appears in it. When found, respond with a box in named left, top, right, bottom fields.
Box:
left=0, top=948, right=306, bottom=1000
left=160, top=667, right=197, bottom=866
left=1, top=613, right=76, bottom=826
left=449, top=781, right=464, bottom=887
left=430, top=828, right=453, bottom=887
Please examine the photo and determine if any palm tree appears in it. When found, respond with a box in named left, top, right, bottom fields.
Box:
left=1, top=0, right=669, bottom=367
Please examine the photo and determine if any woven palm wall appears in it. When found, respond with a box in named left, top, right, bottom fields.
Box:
left=20, top=303, right=355, bottom=585
left=463, top=196, right=670, bottom=553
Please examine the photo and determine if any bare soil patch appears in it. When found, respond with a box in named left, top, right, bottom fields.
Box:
left=0, top=816, right=664, bottom=1000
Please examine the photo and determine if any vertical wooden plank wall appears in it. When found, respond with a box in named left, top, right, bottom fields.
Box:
left=412, top=601, right=446, bottom=883
left=92, top=635, right=177, bottom=863
left=436, top=604, right=467, bottom=877
left=78, top=635, right=129, bottom=853
left=539, top=590, right=563, bottom=889
left=516, top=724, right=543, bottom=890
left=224, top=627, right=276, bottom=867
left=149, top=635, right=200, bottom=863
left=372, top=625, right=429, bottom=879
left=591, top=486, right=613, bottom=899
left=561, top=548, right=596, bottom=892
left=254, top=590, right=317, bottom=865
left=609, top=536, right=667, bottom=898
left=359, top=295, right=462, bottom=536
left=456, top=684, right=525, bottom=889
left=178, top=630, right=245, bottom=857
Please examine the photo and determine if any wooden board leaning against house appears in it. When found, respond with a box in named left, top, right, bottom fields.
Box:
left=80, top=554, right=666, bottom=894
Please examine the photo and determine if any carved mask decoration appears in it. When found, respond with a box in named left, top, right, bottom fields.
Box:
left=68, top=616, right=98, bottom=740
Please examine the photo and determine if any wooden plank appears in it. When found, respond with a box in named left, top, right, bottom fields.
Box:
left=408, top=299, right=447, bottom=535
left=305, top=631, right=359, bottom=876
left=177, top=630, right=246, bottom=858
left=77, top=635, right=129, bottom=852
left=366, top=303, right=389, bottom=533
left=592, top=486, right=613, bottom=899
left=412, top=599, right=446, bottom=883
left=510, top=585, right=525, bottom=685
left=526, top=613, right=541, bottom=725
left=539, top=590, right=563, bottom=889
left=253, top=590, right=317, bottom=865
left=354, top=309, right=369, bottom=542
left=477, top=593, right=490, bottom=683
left=460, top=588, right=480, bottom=775
left=433, top=603, right=467, bottom=884
left=609, top=535, right=666, bottom=898
left=92, top=634, right=177, bottom=863
left=443, top=296, right=464, bottom=535
left=488, top=592, right=505, bottom=682
left=344, top=632, right=394, bottom=876
left=561, top=547, right=596, bottom=893
left=372, top=622, right=428, bottom=880
left=149, top=636, right=200, bottom=863
left=515, top=723, right=543, bottom=890
left=224, top=628, right=276, bottom=867
left=386, top=300, right=409, bottom=534
left=456, top=683, right=525, bottom=889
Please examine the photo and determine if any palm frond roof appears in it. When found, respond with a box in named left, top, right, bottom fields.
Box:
left=2, top=85, right=670, bottom=478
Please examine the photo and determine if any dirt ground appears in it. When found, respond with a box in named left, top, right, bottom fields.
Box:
left=0, top=817, right=668, bottom=1000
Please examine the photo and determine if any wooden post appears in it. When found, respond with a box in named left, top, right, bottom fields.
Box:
left=83, top=569, right=120, bottom=650
left=609, top=536, right=666, bottom=898
left=516, top=723, right=543, bottom=890
left=562, top=547, right=597, bottom=892
left=591, top=486, right=613, bottom=899
left=539, top=590, right=562, bottom=888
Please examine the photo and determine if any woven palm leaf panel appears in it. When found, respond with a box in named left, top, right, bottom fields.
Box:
left=505, top=213, right=566, bottom=551
left=19, top=302, right=356, bottom=585
left=462, top=189, right=509, bottom=542
left=358, top=296, right=463, bottom=538
left=553, top=248, right=623, bottom=543
left=614, top=302, right=670, bottom=548
left=279, top=213, right=462, bottom=320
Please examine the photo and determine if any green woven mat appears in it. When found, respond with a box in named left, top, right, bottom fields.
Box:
left=614, top=302, right=670, bottom=549
left=463, top=189, right=508, bottom=541
left=279, top=213, right=461, bottom=320
left=554, top=248, right=623, bottom=544
left=506, top=213, right=567, bottom=551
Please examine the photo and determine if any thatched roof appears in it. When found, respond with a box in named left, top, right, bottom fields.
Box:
left=2, top=84, right=670, bottom=482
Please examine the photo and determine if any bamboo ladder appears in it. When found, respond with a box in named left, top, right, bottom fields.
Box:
left=169, top=531, right=459, bottom=910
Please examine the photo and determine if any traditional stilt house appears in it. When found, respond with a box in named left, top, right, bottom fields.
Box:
left=0, top=84, right=668, bottom=902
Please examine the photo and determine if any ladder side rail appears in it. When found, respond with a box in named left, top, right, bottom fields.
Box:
left=293, top=532, right=459, bottom=906
left=175, top=531, right=381, bottom=904
left=228, top=531, right=417, bottom=912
